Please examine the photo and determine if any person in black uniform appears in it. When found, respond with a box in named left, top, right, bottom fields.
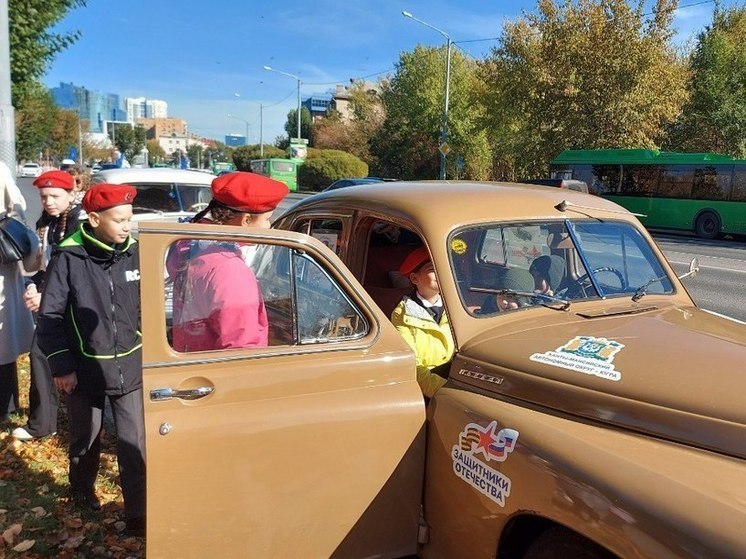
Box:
left=36, top=183, right=145, bottom=537
left=13, top=170, right=85, bottom=441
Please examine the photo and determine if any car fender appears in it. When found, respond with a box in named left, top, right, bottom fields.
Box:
left=421, top=388, right=746, bottom=559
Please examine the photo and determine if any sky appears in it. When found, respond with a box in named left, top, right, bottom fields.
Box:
left=42, top=0, right=727, bottom=145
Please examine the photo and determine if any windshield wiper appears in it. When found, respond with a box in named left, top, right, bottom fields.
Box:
left=496, top=289, right=572, bottom=311
left=631, top=274, right=667, bottom=302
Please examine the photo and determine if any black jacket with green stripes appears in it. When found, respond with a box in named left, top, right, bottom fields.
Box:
left=36, top=223, right=142, bottom=396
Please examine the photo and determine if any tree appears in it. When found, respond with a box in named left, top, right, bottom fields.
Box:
left=14, top=82, right=57, bottom=162
left=112, top=125, right=147, bottom=164
left=372, top=45, right=490, bottom=180
left=284, top=107, right=313, bottom=142
left=147, top=140, right=166, bottom=164
left=9, top=0, right=87, bottom=87
left=187, top=144, right=205, bottom=169
left=47, top=108, right=80, bottom=161
left=480, top=0, right=688, bottom=179
left=664, top=6, right=746, bottom=157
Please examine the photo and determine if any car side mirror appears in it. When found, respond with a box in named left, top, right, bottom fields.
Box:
left=678, top=257, right=700, bottom=280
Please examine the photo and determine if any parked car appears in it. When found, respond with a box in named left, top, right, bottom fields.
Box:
left=136, top=181, right=746, bottom=558
left=19, top=162, right=42, bottom=178
left=519, top=178, right=590, bottom=193
left=91, top=168, right=215, bottom=228
left=322, top=177, right=386, bottom=192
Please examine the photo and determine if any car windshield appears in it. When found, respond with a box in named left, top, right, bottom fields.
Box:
left=449, top=219, right=675, bottom=316
left=129, top=182, right=211, bottom=213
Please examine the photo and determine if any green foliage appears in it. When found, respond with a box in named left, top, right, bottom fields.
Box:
left=284, top=106, right=313, bottom=142
left=664, top=5, right=746, bottom=157
left=112, top=125, right=147, bottom=164
left=371, top=45, right=490, bottom=180
left=147, top=139, right=166, bottom=164
left=9, top=0, right=87, bottom=87
left=481, top=0, right=688, bottom=179
left=14, top=82, right=56, bottom=161
left=232, top=145, right=285, bottom=170
left=187, top=144, right=205, bottom=168
left=297, top=150, right=368, bottom=191
left=47, top=108, right=79, bottom=160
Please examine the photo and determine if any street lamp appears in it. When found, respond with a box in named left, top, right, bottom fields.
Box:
left=227, top=113, right=249, bottom=146
left=263, top=65, right=302, bottom=140
left=234, top=93, right=264, bottom=157
left=402, top=10, right=452, bottom=180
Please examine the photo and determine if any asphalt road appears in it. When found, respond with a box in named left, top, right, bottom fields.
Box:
left=16, top=177, right=744, bottom=321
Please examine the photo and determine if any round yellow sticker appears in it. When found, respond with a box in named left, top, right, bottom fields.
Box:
left=451, top=239, right=467, bottom=255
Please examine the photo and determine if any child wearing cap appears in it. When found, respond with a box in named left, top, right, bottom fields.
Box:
left=12, top=170, right=86, bottom=442
left=169, top=172, right=288, bottom=351
left=391, top=246, right=455, bottom=399
left=36, top=183, right=146, bottom=537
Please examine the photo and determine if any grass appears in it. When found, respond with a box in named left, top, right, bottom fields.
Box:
left=0, top=356, right=144, bottom=558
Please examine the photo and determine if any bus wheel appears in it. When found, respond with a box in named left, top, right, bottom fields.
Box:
left=523, top=527, right=615, bottom=559
left=695, top=211, right=721, bottom=240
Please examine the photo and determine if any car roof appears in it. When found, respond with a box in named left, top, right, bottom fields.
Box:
left=23, top=162, right=40, bottom=167
left=287, top=180, right=631, bottom=230
left=92, top=168, right=216, bottom=185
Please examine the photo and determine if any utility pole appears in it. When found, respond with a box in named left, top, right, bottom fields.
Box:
left=0, top=0, right=17, bottom=172
left=259, top=103, right=264, bottom=158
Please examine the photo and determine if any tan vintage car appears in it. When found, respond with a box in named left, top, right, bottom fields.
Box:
left=137, top=181, right=746, bottom=559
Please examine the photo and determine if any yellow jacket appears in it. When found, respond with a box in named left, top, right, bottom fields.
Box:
left=391, top=296, right=455, bottom=398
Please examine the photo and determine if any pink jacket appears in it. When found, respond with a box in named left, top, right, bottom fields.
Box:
left=171, top=243, right=268, bottom=352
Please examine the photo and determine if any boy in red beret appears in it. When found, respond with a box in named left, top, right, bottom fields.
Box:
left=36, top=183, right=146, bottom=537
left=169, top=172, right=288, bottom=351
left=391, top=246, right=455, bottom=399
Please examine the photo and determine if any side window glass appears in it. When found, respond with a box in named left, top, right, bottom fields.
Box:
left=291, top=218, right=344, bottom=255
left=164, top=238, right=366, bottom=353
left=294, top=251, right=368, bottom=343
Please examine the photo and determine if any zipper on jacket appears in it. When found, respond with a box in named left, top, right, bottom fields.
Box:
left=109, top=269, right=124, bottom=392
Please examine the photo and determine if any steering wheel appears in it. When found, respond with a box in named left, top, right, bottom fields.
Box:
left=567, top=266, right=627, bottom=298
left=189, top=202, right=209, bottom=212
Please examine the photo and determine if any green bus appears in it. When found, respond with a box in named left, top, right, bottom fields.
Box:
left=550, top=149, right=746, bottom=239
left=250, top=158, right=298, bottom=191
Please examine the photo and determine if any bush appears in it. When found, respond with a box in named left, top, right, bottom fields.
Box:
left=298, top=150, right=368, bottom=191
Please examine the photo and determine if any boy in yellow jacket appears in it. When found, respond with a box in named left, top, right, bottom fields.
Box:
left=391, top=246, right=455, bottom=398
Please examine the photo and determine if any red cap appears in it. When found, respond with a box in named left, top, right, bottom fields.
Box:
left=211, top=172, right=289, bottom=213
left=399, top=246, right=431, bottom=276
left=83, top=184, right=137, bottom=213
left=33, top=170, right=75, bottom=190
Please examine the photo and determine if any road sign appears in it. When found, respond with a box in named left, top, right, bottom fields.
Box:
left=439, top=142, right=451, bottom=157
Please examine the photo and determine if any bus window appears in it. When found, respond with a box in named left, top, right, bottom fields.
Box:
left=659, top=165, right=694, bottom=199
left=621, top=165, right=660, bottom=196
left=692, top=165, right=730, bottom=200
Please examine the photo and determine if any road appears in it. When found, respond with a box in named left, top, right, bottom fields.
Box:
left=15, top=177, right=745, bottom=321
left=651, top=232, right=746, bottom=322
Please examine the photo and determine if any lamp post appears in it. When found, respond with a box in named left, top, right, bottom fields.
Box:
left=228, top=113, right=249, bottom=146
left=263, top=65, right=302, bottom=140
left=233, top=93, right=264, bottom=156
left=402, top=10, right=452, bottom=180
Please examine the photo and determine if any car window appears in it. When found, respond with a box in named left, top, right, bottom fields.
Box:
left=451, top=220, right=674, bottom=315
left=293, top=218, right=344, bottom=255
left=128, top=182, right=211, bottom=213
left=164, top=238, right=368, bottom=352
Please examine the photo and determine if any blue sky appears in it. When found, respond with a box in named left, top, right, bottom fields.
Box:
left=43, top=0, right=724, bottom=144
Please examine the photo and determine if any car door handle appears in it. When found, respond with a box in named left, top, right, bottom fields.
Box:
left=150, top=386, right=214, bottom=401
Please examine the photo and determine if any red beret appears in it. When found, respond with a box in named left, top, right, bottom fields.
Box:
left=83, top=184, right=137, bottom=213
left=400, top=246, right=432, bottom=275
left=33, top=170, right=75, bottom=190
left=211, top=172, right=289, bottom=213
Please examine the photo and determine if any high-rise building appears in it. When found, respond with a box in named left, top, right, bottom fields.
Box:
left=50, top=82, right=127, bottom=134
left=125, top=97, right=168, bottom=121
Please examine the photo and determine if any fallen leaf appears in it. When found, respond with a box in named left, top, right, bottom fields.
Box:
left=61, top=534, right=85, bottom=549
left=63, top=517, right=83, bottom=529
left=31, top=506, right=45, bottom=517
left=1, top=524, right=21, bottom=545
left=12, top=539, right=34, bottom=552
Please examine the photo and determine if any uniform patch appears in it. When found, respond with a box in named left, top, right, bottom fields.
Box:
left=529, top=335, right=624, bottom=381
left=452, top=421, right=518, bottom=507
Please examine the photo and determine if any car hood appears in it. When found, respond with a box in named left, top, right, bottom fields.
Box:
left=455, top=303, right=746, bottom=459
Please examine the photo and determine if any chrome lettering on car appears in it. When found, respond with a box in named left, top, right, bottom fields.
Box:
left=457, top=368, right=504, bottom=385
left=529, top=335, right=625, bottom=381
left=451, top=421, right=519, bottom=507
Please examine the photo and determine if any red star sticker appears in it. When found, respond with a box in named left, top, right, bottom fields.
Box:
left=474, top=421, right=498, bottom=456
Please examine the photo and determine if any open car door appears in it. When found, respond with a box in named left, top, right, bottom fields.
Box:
left=137, top=222, right=426, bottom=559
